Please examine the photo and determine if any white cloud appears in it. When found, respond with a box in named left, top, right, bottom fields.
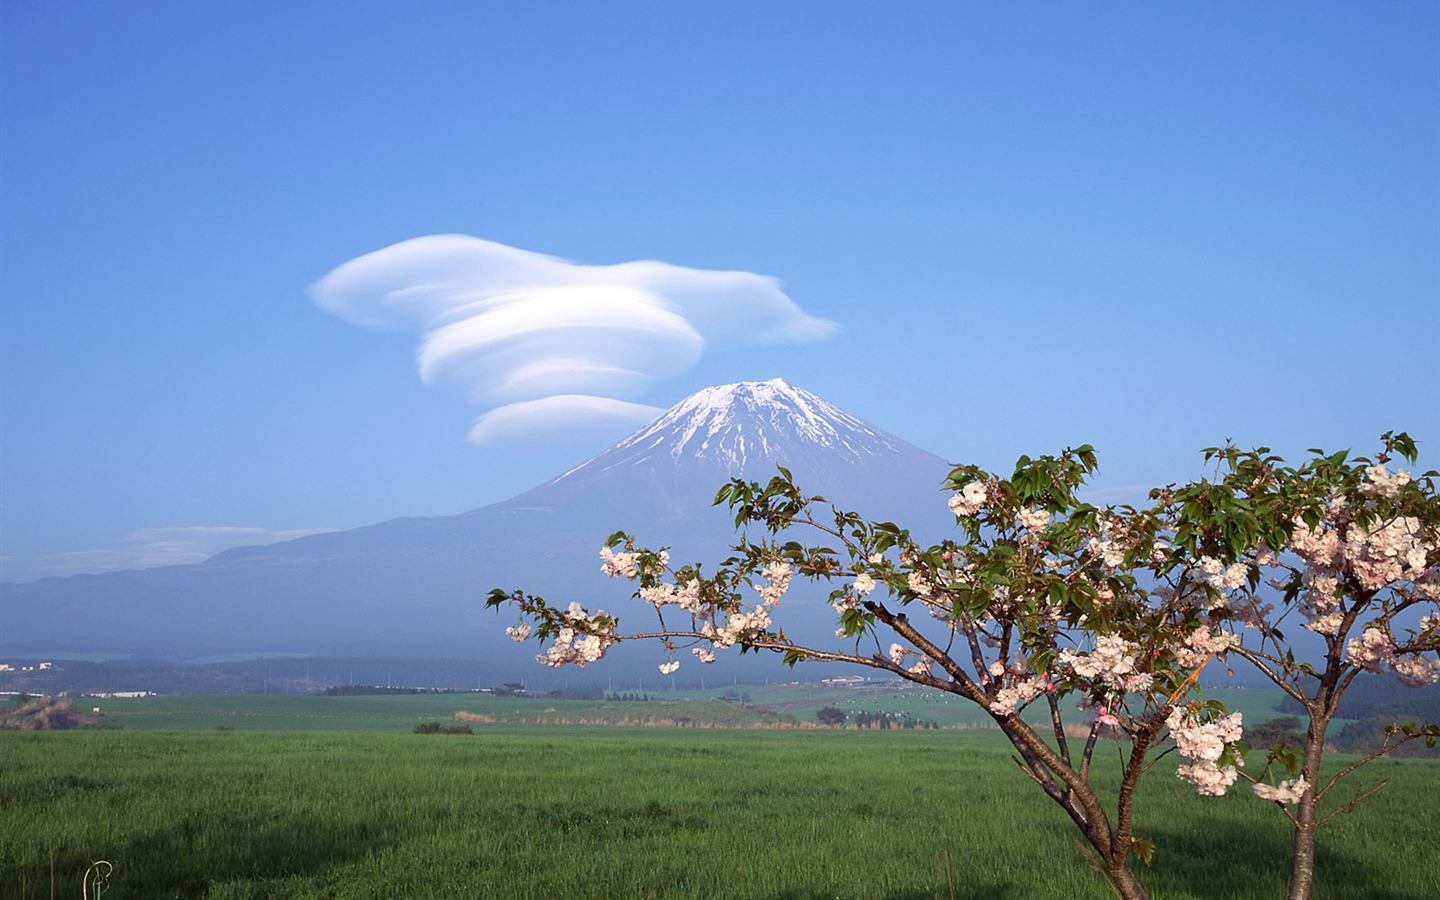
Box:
left=28, top=526, right=335, bottom=579
left=467, top=395, right=666, bottom=447
left=417, top=285, right=703, bottom=404
left=311, top=235, right=839, bottom=444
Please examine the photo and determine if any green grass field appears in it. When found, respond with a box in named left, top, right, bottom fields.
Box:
left=695, top=682, right=1295, bottom=731
left=82, top=692, right=802, bottom=732
left=3, top=695, right=1436, bottom=899
left=78, top=684, right=1293, bottom=733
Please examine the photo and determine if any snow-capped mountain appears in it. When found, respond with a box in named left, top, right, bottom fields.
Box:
left=505, top=378, right=952, bottom=521
left=570, top=378, right=918, bottom=474
left=0, top=380, right=957, bottom=662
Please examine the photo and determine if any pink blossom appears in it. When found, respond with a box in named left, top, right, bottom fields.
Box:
left=1304, top=612, right=1344, bottom=636
left=1017, top=507, right=1050, bottom=533
left=1123, top=672, right=1154, bottom=692
left=1360, top=464, right=1411, bottom=499
left=1302, top=572, right=1340, bottom=611
left=1058, top=634, right=1138, bottom=688
left=1167, top=707, right=1243, bottom=763
left=1174, top=628, right=1240, bottom=667
left=1187, top=556, right=1249, bottom=593
left=1177, top=762, right=1239, bottom=797
left=1167, top=706, right=1244, bottom=797
left=640, top=580, right=703, bottom=611
left=1345, top=627, right=1394, bottom=672
left=1343, top=516, right=1432, bottom=591
left=909, top=654, right=935, bottom=677
left=1085, top=532, right=1126, bottom=569
left=906, top=570, right=934, bottom=598
left=1390, top=653, right=1440, bottom=688
left=755, top=561, right=794, bottom=605
left=1291, top=520, right=1342, bottom=570
left=988, top=677, right=1044, bottom=716
left=599, top=546, right=640, bottom=579
left=1252, top=777, right=1308, bottom=804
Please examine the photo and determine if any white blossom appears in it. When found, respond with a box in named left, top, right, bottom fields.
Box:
left=1252, top=777, right=1308, bottom=804
left=948, top=481, right=987, bottom=517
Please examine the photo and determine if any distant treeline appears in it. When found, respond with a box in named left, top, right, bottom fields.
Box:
left=1280, top=674, right=1440, bottom=757
left=0, top=657, right=553, bottom=697
left=848, top=710, right=940, bottom=730
left=322, top=683, right=613, bottom=699
left=323, top=685, right=463, bottom=696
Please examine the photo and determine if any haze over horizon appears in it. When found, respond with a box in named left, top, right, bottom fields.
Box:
left=2, top=4, right=1437, bottom=585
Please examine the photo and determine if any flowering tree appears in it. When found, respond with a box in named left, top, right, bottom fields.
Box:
left=1161, top=433, right=1438, bottom=899
left=488, top=436, right=1438, bottom=900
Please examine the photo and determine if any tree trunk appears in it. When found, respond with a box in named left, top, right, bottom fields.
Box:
left=1109, top=861, right=1150, bottom=900
left=1288, top=711, right=1330, bottom=900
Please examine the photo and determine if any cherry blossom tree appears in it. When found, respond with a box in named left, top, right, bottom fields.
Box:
left=1161, top=433, right=1438, bottom=899
left=489, top=436, right=1438, bottom=900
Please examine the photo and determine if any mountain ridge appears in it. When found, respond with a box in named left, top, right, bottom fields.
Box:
left=1, top=379, right=958, bottom=668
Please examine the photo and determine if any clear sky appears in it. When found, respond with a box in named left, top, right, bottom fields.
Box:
left=2, top=2, right=1437, bottom=583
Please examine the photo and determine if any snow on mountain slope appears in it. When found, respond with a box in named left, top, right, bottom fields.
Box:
left=510, top=379, right=952, bottom=518
left=590, top=378, right=909, bottom=471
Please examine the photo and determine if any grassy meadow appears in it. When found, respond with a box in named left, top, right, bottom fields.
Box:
left=78, top=693, right=791, bottom=732
left=3, top=690, right=1438, bottom=899
left=75, top=682, right=1291, bottom=732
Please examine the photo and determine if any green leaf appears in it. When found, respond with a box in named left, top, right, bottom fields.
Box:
left=839, top=607, right=868, bottom=636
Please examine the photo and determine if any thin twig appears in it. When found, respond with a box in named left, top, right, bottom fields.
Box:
left=1318, top=782, right=1388, bottom=827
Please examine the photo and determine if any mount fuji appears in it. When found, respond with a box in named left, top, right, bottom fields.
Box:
left=0, top=380, right=956, bottom=666
left=504, top=378, right=952, bottom=519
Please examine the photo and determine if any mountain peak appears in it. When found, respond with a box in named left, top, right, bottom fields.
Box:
left=627, top=378, right=896, bottom=468
left=528, top=379, right=944, bottom=506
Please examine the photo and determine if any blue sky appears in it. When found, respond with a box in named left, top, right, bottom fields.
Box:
left=2, top=2, right=1436, bottom=583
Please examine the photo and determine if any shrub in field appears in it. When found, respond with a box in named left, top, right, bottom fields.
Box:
left=815, top=705, right=846, bottom=727
left=413, top=721, right=474, bottom=735
left=490, top=434, right=1439, bottom=900
left=0, top=696, right=101, bottom=731
left=1243, top=715, right=1305, bottom=749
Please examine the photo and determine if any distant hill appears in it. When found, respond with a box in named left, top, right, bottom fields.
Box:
left=1, top=380, right=957, bottom=682
left=1281, top=673, right=1440, bottom=757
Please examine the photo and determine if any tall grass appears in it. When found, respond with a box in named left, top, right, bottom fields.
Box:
left=3, top=726, right=1435, bottom=899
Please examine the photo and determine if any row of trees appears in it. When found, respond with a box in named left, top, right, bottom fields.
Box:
left=490, top=434, right=1438, bottom=899
left=848, top=709, right=938, bottom=730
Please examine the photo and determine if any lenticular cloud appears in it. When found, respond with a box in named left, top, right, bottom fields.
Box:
left=312, top=235, right=839, bottom=444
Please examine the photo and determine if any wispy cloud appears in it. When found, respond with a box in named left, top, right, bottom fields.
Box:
left=20, top=526, right=334, bottom=580
left=311, top=235, right=840, bottom=444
